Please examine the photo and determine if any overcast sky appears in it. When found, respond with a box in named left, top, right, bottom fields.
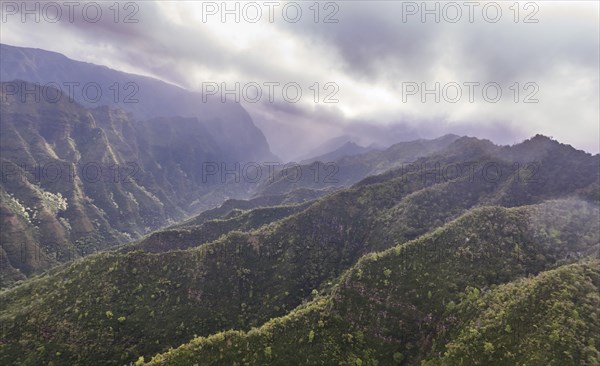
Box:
left=1, top=0, right=598, bottom=159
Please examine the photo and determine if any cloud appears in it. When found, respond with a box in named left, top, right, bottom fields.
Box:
left=1, top=0, right=598, bottom=158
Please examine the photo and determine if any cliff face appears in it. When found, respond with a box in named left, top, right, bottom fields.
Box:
left=0, top=81, right=263, bottom=285
left=0, top=43, right=276, bottom=162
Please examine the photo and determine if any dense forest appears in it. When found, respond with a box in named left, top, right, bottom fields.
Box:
left=1, top=131, right=598, bottom=365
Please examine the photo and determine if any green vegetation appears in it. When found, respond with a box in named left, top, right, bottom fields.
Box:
left=144, top=260, right=600, bottom=366
left=122, top=201, right=314, bottom=253
left=143, top=205, right=599, bottom=365
left=1, top=122, right=599, bottom=365
left=424, top=260, right=600, bottom=366
left=1, top=81, right=459, bottom=284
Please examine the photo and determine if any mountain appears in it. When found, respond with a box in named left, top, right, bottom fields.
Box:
left=252, top=134, right=461, bottom=197
left=144, top=207, right=599, bottom=366
left=295, top=135, right=356, bottom=162
left=115, top=188, right=335, bottom=254
left=0, top=71, right=457, bottom=286
left=112, top=134, right=470, bottom=255
left=173, top=188, right=334, bottom=229
left=0, top=81, right=265, bottom=286
left=121, top=200, right=316, bottom=254
left=423, top=259, right=600, bottom=365
left=0, top=135, right=598, bottom=365
left=300, top=141, right=375, bottom=165
left=0, top=44, right=275, bottom=162
left=0, top=43, right=285, bottom=285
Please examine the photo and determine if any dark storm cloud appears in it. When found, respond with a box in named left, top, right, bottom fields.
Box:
left=48, top=1, right=230, bottom=84
left=278, top=1, right=599, bottom=83
left=275, top=1, right=440, bottom=81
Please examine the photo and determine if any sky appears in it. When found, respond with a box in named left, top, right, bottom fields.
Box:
left=1, top=0, right=599, bottom=160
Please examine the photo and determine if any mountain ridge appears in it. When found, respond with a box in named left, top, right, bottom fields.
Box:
left=0, top=133, right=598, bottom=365
left=0, top=43, right=276, bottom=162
left=0, top=81, right=265, bottom=285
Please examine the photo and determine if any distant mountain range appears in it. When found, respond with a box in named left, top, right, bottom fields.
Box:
left=296, top=135, right=365, bottom=161
left=253, top=134, right=461, bottom=197
left=300, top=141, right=376, bottom=165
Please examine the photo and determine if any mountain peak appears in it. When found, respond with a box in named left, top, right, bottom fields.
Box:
left=511, top=134, right=569, bottom=154
left=445, top=136, right=497, bottom=155
left=524, top=134, right=558, bottom=145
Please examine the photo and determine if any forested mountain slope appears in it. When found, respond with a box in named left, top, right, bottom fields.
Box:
left=0, top=81, right=261, bottom=286
left=149, top=202, right=600, bottom=365
left=0, top=135, right=597, bottom=365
